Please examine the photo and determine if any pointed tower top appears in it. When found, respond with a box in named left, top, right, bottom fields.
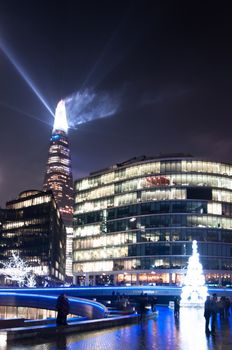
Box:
left=53, top=100, right=68, bottom=133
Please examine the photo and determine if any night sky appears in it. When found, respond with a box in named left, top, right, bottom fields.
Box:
left=1, top=0, right=232, bottom=207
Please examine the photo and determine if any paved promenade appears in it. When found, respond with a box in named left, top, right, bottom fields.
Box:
left=2, top=306, right=232, bottom=350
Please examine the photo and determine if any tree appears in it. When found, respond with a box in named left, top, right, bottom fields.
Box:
left=0, top=252, right=36, bottom=287
left=180, top=240, right=208, bottom=307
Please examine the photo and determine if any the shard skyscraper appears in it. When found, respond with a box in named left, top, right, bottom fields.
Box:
left=43, top=100, right=74, bottom=278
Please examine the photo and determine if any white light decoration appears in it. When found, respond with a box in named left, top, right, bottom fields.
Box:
left=0, top=252, right=36, bottom=288
left=53, top=100, right=68, bottom=133
left=25, top=273, right=37, bottom=288
left=180, top=240, right=208, bottom=307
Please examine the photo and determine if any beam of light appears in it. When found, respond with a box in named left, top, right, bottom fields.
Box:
left=80, top=22, right=123, bottom=90
left=0, top=39, right=54, bottom=117
left=64, top=88, right=120, bottom=129
left=0, top=101, right=51, bottom=126
left=80, top=2, right=135, bottom=91
left=53, top=100, right=68, bottom=133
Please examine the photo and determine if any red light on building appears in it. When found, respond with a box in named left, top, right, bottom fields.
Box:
left=146, top=176, right=170, bottom=186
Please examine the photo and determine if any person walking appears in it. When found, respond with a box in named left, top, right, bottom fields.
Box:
left=225, top=297, right=231, bottom=318
left=174, top=297, right=180, bottom=318
left=137, top=295, right=147, bottom=321
left=56, top=293, right=70, bottom=326
left=150, top=296, right=157, bottom=312
left=211, top=293, right=218, bottom=336
left=204, top=295, right=212, bottom=335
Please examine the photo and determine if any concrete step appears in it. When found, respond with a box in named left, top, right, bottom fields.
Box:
left=0, top=314, right=139, bottom=342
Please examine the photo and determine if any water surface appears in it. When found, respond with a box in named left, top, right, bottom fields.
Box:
left=2, top=306, right=232, bottom=350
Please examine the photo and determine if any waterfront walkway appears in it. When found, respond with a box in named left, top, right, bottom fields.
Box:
left=2, top=306, right=232, bottom=350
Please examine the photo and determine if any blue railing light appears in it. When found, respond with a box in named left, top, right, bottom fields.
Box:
left=0, top=292, right=106, bottom=313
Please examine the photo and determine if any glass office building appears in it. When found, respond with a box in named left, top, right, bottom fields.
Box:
left=0, top=190, right=66, bottom=282
left=73, top=155, right=232, bottom=287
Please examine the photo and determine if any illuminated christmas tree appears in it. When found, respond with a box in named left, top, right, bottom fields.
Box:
left=180, top=240, right=208, bottom=307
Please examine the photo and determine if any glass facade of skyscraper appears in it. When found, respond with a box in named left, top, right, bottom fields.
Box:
left=43, top=130, right=74, bottom=224
left=73, top=156, right=232, bottom=287
left=43, top=101, right=74, bottom=277
left=0, top=190, right=66, bottom=282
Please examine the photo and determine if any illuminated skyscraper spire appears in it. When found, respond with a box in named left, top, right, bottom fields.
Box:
left=53, top=100, right=68, bottom=133
left=43, top=100, right=74, bottom=277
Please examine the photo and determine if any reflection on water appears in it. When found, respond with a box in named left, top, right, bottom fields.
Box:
left=0, top=306, right=56, bottom=320
left=3, top=306, right=232, bottom=350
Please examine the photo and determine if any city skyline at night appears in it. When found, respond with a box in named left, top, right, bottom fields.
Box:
left=1, top=1, right=232, bottom=207
left=1, top=2, right=232, bottom=347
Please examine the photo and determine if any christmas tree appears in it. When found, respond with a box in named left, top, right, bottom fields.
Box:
left=180, top=240, right=208, bottom=307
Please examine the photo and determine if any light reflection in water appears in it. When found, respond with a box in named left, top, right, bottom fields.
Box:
left=178, top=307, right=208, bottom=350
left=4, top=306, right=232, bottom=350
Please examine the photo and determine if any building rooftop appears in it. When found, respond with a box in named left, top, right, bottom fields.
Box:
left=90, top=153, right=194, bottom=176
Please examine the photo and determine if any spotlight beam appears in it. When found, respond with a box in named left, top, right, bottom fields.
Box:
left=0, top=101, right=51, bottom=126
left=0, top=39, right=54, bottom=117
left=80, top=2, right=139, bottom=90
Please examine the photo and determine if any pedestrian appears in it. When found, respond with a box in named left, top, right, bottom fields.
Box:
left=150, top=296, right=157, bottom=312
left=204, top=295, right=212, bottom=335
left=174, top=297, right=180, bottom=318
left=56, top=293, right=70, bottom=326
left=211, top=293, right=218, bottom=336
left=218, top=296, right=225, bottom=319
left=225, top=297, right=231, bottom=318
left=139, top=297, right=146, bottom=321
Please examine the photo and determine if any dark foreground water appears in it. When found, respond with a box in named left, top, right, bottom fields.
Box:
left=2, top=306, right=232, bottom=350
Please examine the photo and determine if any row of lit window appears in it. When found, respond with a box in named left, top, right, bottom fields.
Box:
left=115, top=174, right=232, bottom=193
left=75, top=174, right=232, bottom=204
left=73, top=213, right=232, bottom=237
left=106, top=214, right=232, bottom=232
left=73, top=242, right=232, bottom=263
left=75, top=201, right=226, bottom=225
left=49, top=183, right=63, bottom=191
left=2, top=217, right=47, bottom=230
left=73, top=256, right=232, bottom=274
left=74, top=188, right=232, bottom=214
left=73, top=228, right=232, bottom=251
left=47, top=174, right=67, bottom=181
left=74, top=232, right=133, bottom=249
left=74, top=246, right=128, bottom=261
left=48, top=156, right=70, bottom=166
left=3, top=229, right=47, bottom=237
left=6, top=195, right=51, bottom=210
left=46, top=180, right=71, bottom=189
left=49, top=144, right=70, bottom=156
left=46, top=165, right=70, bottom=174
left=74, top=189, right=184, bottom=213
left=75, top=160, right=232, bottom=191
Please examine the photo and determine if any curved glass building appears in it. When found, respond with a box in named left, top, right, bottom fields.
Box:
left=73, top=155, right=232, bottom=287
